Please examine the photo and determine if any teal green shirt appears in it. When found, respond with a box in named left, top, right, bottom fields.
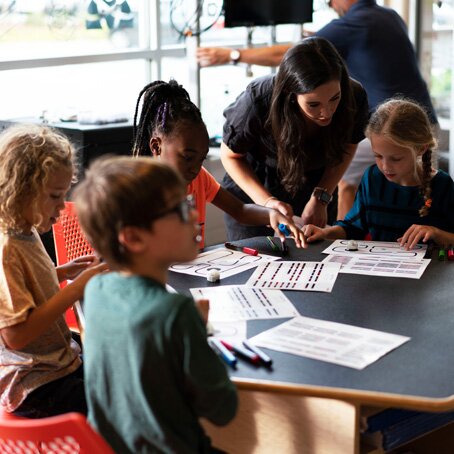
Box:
left=84, top=273, right=237, bottom=454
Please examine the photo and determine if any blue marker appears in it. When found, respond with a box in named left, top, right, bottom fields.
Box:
left=208, top=337, right=237, bottom=369
left=243, top=340, right=273, bottom=367
left=278, top=224, right=290, bottom=254
left=278, top=223, right=291, bottom=236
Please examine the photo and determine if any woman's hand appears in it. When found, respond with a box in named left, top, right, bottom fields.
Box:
left=398, top=224, right=441, bottom=250
left=301, top=197, right=328, bottom=227
left=268, top=209, right=306, bottom=248
left=302, top=224, right=327, bottom=243
left=56, top=255, right=100, bottom=282
left=265, top=198, right=294, bottom=218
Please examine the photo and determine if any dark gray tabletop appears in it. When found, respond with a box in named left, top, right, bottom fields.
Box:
left=168, top=238, right=454, bottom=409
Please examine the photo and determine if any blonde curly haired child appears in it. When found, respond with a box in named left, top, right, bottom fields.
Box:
left=0, top=124, right=107, bottom=418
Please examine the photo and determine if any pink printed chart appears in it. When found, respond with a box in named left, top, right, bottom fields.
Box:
left=245, top=261, right=341, bottom=292
left=322, top=240, right=430, bottom=279
left=323, top=240, right=427, bottom=260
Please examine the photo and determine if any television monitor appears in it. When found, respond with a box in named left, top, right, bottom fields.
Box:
left=224, top=0, right=313, bottom=28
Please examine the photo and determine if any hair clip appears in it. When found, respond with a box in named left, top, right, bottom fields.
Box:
left=425, top=198, right=432, bottom=208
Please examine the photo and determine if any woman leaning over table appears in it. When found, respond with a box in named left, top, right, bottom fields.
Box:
left=220, top=37, right=369, bottom=240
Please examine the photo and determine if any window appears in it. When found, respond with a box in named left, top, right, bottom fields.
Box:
left=0, top=0, right=154, bottom=120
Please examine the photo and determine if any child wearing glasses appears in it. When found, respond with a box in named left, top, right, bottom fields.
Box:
left=0, top=124, right=106, bottom=418
left=74, top=156, right=237, bottom=454
left=132, top=79, right=306, bottom=248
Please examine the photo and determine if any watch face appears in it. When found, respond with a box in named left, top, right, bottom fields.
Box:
left=313, top=188, right=332, bottom=204
left=230, top=49, right=240, bottom=62
left=320, top=192, right=331, bottom=203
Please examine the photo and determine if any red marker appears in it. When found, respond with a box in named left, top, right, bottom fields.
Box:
left=448, top=245, right=454, bottom=261
left=220, top=340, right=260, bottom=365
left=224, top=242, right=258, bottom=256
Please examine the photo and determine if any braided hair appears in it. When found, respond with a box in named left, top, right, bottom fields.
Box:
left=132, top=79, right=205, bottom=157
left=365, top=99, right=437, bottom=217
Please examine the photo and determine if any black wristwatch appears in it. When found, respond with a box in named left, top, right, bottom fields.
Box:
left=312, top=187, right=333, bottom=205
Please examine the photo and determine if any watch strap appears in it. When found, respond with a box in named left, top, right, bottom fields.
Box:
left=312, top=187, right=333, bottom=205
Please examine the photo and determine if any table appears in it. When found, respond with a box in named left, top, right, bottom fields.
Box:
left=168, top=238, right=454, bottom=454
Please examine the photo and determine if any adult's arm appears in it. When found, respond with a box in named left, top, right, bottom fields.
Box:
left=212, top=188, right=305, bottom=246
left=316, top=143, right=358, bottom=195
left=220, top=142, right=293, bottom=217
left=196, top=44, right=292, bottom=67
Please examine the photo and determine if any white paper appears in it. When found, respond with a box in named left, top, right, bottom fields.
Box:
left=249, top=316, right=410, bottom=370
left=322, top=254, right=431, bottom=279
left=210, top=320, right=247, bottom=344
left=190, top=286, right=298, bottom=321
left=245, top=261, right=341, bottom=292
left=170, top=248, right=280, bottom=279
left=323, top=239, right=427, bottom=261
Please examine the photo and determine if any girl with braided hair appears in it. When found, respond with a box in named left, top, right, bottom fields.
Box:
left=303, top=99, right=454, bottom=250
left=132, top=79, right=305, bottom=248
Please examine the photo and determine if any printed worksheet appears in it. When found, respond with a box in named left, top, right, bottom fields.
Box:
left=249, top=316, right=410, bottom=370
left=322, top=254, right=431, bottom=279
left=170, top=248, right=280, bottom=279
left=209, top=320, right=247, bottom=344
left=323, top=240, right=427, bottom=261
left=190, top=286, right=298, bottom=321
left=245, top=261, right=341, bottom=292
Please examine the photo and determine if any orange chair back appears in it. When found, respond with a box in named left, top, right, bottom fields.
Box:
left=52, top=201, right=94, bottom=330
left=0, top=411, right=114, bottom=453
left=53, top=202, right=94, bottom=266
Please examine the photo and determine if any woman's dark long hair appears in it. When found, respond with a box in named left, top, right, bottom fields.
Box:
left=268, top=37, right=356, bottom=195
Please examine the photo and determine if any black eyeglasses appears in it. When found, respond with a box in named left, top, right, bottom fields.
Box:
left=150, top=195, right=195, bottom=224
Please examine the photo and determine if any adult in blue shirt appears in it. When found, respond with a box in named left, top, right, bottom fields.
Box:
left=197, top=0, right=437, bottom=217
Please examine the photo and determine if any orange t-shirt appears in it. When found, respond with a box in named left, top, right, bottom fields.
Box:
left=187, top=167, right=221, bottom=248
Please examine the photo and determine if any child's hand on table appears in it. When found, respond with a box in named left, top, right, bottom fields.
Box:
left=398, top=224, right=442, bottom=250
left=302, top=224, right=327, bottom=243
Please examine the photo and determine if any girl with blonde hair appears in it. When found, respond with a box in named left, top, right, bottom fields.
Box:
left=304, top=99, right=454, bottom=249
left=0, top=124, right=106, bottom=418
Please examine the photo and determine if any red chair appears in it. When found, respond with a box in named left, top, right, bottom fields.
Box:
left=0, top=411, right=114, bottom=453
left=53, top=202, right=95, bottom=267
left=53, top=202, right=94, bottom=334
left=0, top=407, right=25, bottom=421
